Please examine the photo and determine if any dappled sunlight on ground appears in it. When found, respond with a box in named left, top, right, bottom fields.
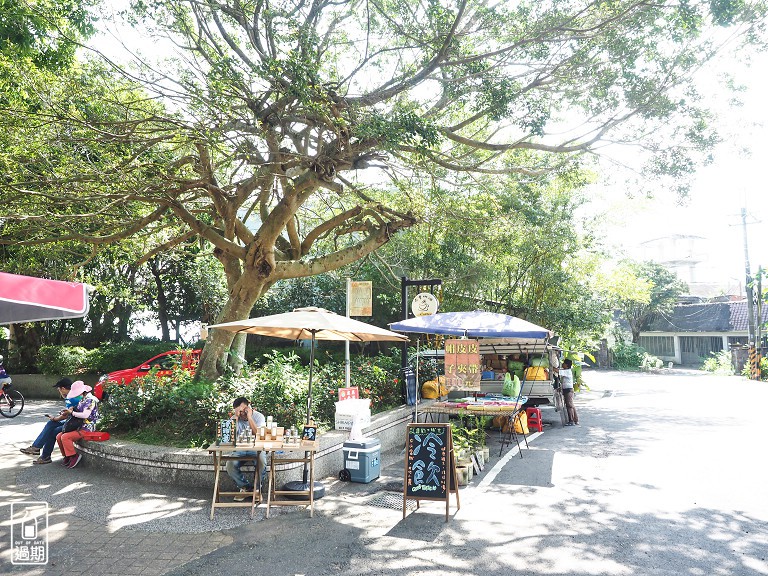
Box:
left=108, top=495, right=206, bottom=531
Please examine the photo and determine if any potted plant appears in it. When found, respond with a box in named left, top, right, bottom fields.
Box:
left=450, top=424, right=473, bottom=479
left=451, top=425, right=471, bottom=461
left=474, top=415, right=492, bottom=462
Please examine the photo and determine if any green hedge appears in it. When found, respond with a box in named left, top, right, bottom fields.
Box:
left=98, top=348, right=413, bottom=447
left=35, top=342, right=192, bottom=375
left=610, top=341, right=662, bottom=371
left=37, top=345, right=90, bottom=375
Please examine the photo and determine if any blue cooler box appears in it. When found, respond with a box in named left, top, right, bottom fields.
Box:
left=342, top=438, right=381, bottom=483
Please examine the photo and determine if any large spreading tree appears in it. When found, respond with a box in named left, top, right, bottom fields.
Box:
left=1, top=0, right=765, bottom=379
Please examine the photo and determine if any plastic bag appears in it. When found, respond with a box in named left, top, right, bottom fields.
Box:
left=511, top=375, right=521, bottom=398
left=348, top=414, right=364, bottom=441
left=502, top=372, right=513, bottom=396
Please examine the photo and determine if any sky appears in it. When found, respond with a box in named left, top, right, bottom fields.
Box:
left=593, top=48, right=768, bottom=293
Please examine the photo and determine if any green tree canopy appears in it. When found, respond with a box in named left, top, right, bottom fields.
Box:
left=0, top=0, right=764, bottom=378
left=601, top=260, right=689, bottom=343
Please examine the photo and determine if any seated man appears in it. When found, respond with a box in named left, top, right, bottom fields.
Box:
left=226, top=397, right=267, bottom=501
left=20, top=378, right=78, bottom=464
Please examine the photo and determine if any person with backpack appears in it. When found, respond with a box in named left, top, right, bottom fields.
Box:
left=20, top=378, right=81, bottom=465
left=55, top=380, right=101, bottom=468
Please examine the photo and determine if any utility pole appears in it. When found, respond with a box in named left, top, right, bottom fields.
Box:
left=741, top=208, right=759, bottom=379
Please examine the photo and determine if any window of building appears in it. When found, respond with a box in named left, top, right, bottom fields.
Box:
left=638, top=335, right=675, bottom=357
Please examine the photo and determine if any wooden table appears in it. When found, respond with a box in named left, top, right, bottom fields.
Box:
left=208, top=439, right=320, bottom=519
left=265, top=439, right=319, bottom=519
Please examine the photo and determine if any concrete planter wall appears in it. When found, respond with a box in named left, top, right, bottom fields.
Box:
left=12, top=373, right=100, bottom=400
left=78, top=404, right=420, bottom=489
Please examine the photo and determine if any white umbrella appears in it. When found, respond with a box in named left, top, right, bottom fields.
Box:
left=209, top=307, right=408, bottom=495
left=209, top=306, right=408, bottom=425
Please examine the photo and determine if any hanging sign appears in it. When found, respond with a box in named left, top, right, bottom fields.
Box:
left=338, top=387, right=360, bottom=401
left=411, top=292, right=439, bottom=317
left=444, top=338, right=481, bottom=390
left=349, top=281, right=373, bottom=316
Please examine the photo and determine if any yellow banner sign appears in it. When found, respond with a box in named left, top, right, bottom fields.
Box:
left=349, top=281, right=373, bottom=316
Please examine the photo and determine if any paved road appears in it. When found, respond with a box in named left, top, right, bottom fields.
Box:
left=2, top=369, right=767, bottom=575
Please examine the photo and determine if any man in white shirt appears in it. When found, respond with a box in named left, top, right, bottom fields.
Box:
left=227, top=397, right=267, bottom=500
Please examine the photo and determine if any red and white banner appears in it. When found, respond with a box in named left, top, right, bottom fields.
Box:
left=0, top=272, right=90, bottom=324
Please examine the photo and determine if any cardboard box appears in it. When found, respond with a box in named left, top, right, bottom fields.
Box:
left=334, top=411, right=371, bottom=430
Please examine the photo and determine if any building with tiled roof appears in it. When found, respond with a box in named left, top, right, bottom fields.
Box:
left=639, top=300, right=767, bottom=365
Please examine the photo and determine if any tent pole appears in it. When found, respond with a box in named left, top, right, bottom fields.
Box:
left=415, top=338, right=420, bottom=423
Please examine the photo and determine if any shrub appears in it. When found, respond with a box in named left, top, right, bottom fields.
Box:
left=99, top=348, right=409, bottom=447
left=702, top=350, right=735, bottom=375
left=36, top=345, right=91, bottom=375
left=611, top=341, right=662, bottom=371
left=314, top=349, right=403, bottom=421
left=740, top=355, right=768, bottom=380
left=99, top=368, right=230, bottom=448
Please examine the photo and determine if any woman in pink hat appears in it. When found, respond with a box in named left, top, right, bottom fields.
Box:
left=55, top=380, right=101, bottom=468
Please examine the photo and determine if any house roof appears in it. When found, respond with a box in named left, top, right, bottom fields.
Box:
left=644, top=300, right=767, bottom=333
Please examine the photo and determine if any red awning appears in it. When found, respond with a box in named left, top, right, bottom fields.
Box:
left=0, top=271, right=90, bottom=324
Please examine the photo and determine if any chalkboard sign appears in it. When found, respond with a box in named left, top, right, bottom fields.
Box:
left=217, top=419, right=236, bottom=446
left=301, top=425, right=317, bottom=442
left=402, top=423, right=460, bottom=521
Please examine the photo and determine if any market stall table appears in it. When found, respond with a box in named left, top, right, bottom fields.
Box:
left=419, top=400, right=530, bottom=457
left=208, top=436, right=320, bottom=519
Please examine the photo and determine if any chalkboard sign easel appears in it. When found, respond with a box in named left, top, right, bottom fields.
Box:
left=402, top=423, right=460, bottom=522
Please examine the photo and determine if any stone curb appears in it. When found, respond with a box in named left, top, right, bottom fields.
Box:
left=77, top=402, right=429, bottom=488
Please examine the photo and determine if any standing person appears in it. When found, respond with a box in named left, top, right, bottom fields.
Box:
left=55, top=381, right=100, bottom=468
left=0, top=355, right=11, bottom=386
left=226, top=397, right=267, bottom=501
left=560, top=359, right=579, bottom=426
left=20, top=378, right=81, bottom=464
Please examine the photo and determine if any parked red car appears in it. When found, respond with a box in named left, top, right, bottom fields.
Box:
left=100, top=349, right=202, bottom=385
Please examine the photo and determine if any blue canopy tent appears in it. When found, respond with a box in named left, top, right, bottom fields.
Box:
left=388, top=310, right=551, bottom=339
left=389, top=310, right=560, bottom=410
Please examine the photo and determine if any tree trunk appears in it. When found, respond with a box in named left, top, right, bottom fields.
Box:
left=229, top=333, right=247, bottom=373
left=196, top=272, right=267, bottom=381
left=149, top=260, right=171, bottom=341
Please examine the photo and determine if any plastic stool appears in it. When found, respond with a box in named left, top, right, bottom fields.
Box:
left=526, top=408, right=543, bottom=432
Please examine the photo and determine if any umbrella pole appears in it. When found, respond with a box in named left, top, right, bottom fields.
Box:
left=302, top=333, right=316, bottom=483
left=306, top=332, right=315, bottom=426
left=284, top=331, right=326, bottom=500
